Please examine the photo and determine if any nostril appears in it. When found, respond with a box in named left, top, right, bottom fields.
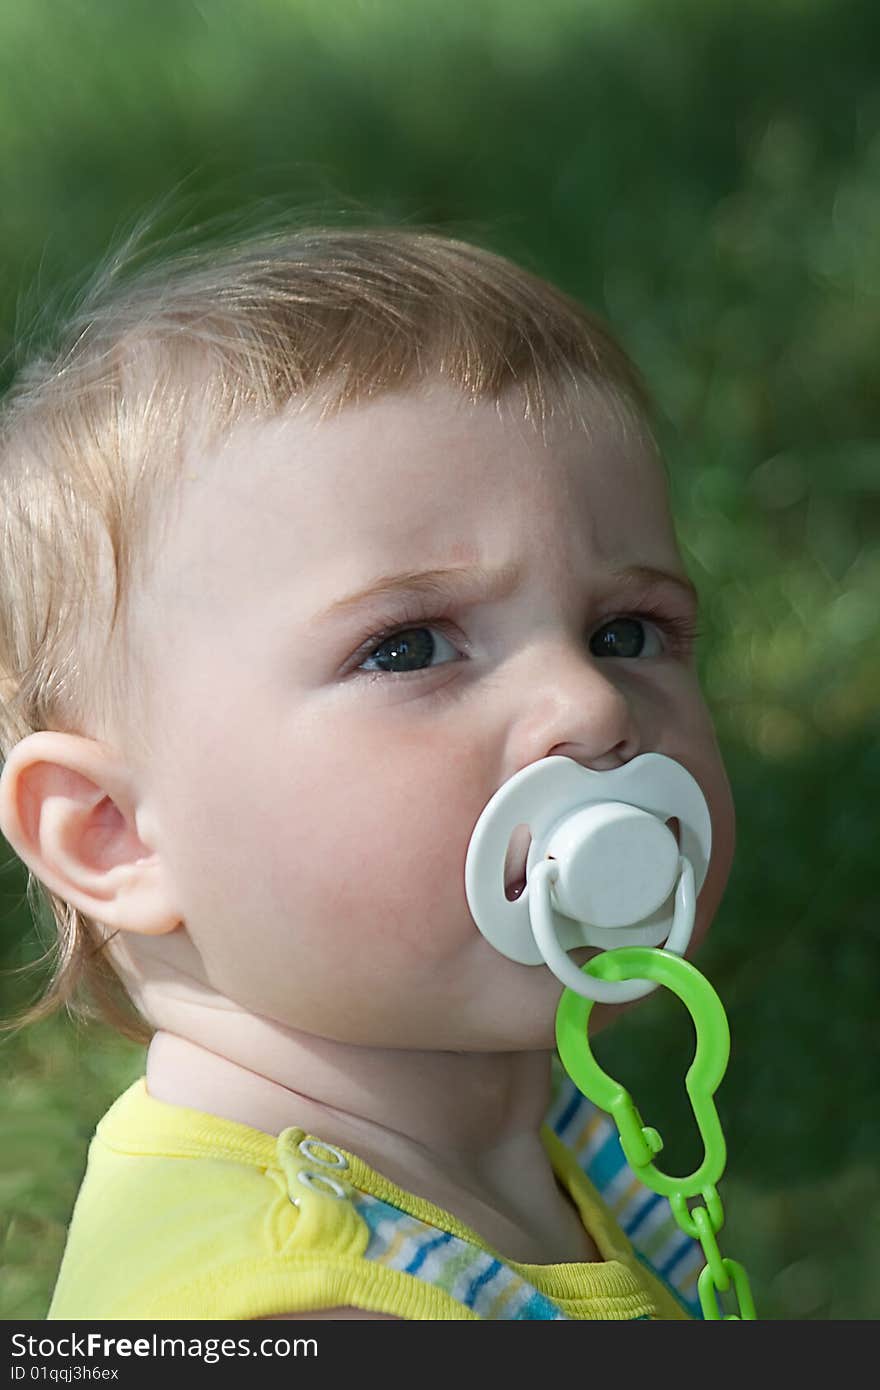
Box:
left=503, top=823, right=532, bottom=901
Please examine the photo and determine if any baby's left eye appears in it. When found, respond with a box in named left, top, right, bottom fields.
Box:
left=589, top=616, right=663, bottom=659
left=358, top=626, right=460, bottom=675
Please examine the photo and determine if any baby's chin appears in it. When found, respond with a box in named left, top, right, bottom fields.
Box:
left=470, top=946, right=655, bottom=1048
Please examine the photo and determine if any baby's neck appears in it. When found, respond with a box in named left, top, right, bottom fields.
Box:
left=146, top=1025, right=554, bottom=1163
left=144, top=1021, right=596, bottom=1265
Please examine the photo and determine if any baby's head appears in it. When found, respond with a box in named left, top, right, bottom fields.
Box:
left=0, top=228, right=735, bottom=1054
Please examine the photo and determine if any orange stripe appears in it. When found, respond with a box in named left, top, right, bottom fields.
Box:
left=611, top=1173, right=644, bottom=1217
left=571, top=1110, right=606, bottom=1155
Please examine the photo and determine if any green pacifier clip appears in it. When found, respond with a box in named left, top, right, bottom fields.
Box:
left=556, top=947, right=757, bottom=1321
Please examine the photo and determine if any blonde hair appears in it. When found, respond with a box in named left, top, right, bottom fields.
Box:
left=0, top=224, right=653, bottom=1040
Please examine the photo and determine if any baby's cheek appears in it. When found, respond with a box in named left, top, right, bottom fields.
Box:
left=267, top=720, right=490, bottom=962
left=330, top=808, right=472, bottom=950
left=302, top=791, right=477, bottom=966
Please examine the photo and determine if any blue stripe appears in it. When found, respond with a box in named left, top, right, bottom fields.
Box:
left=514, top=1290, right=563, bottom=1320
left=622, top=1188, right=665, bottom=1237
left=633, top=1249, right=702, bottom=1320
left=405, top=1230, right=454, bottom=1275
left=582, top=1128, right=627, bottom=1191
left=657, top=1231, right=698, bottom=1281
left=463, top=1257, right=503, bottom=1308
left=553, top=1084, right=584, bottom=1140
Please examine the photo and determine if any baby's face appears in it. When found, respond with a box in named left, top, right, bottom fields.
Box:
left=129, top=381, right=734, bottom=1050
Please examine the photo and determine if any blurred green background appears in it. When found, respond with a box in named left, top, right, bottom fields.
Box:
left=1, top=0, right=878, bottom=1320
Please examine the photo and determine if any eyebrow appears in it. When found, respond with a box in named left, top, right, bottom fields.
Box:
left=610, top=564, right=699, bottom=606
left=315, top=561, right=698, bottom=622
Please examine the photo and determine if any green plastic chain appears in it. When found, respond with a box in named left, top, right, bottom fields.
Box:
left=555, top=947, right=757, bottom=1321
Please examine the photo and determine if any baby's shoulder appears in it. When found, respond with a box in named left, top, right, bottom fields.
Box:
left=48, top=1080, right=463, bottom=1321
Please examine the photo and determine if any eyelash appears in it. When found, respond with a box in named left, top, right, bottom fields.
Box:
left=348, top=600, right=701, bottom=678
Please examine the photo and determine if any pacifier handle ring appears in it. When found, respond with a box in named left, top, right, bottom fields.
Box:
left=528, top=856, right=696, bottom=1004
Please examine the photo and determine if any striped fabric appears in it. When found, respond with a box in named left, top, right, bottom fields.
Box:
left=347, top=1071, right=703, bottom=1319
left=353, top=1190, right=568, bottom=1319
left=544, top=1074, right=704, bottom=1317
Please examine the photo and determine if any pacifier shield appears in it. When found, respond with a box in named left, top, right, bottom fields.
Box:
left=465, top=753, right=711, bottom=966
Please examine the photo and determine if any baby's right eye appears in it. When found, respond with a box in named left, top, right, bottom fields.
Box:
left=358, top=625, right=461, bottom=676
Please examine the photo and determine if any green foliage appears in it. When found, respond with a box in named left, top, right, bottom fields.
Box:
left=1, top=0, right=878, bottom=1320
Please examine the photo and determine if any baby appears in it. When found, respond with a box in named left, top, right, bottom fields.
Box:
left=0, top=227, right=735, bottom=1321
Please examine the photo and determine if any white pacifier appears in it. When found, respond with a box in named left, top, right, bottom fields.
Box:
left=464, top=754, right=712, bottom=1003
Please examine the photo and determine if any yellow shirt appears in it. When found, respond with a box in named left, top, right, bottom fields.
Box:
left=49, top=1079, right=694, bottom=1320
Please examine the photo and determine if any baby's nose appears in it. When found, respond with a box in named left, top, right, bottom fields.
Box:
left=547, top=739, right=630, bottom=773
left=504, top=645, right=641, bottom=776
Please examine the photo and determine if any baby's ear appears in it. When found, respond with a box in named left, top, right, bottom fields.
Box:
left=0, top=731, right=181, bottom=936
